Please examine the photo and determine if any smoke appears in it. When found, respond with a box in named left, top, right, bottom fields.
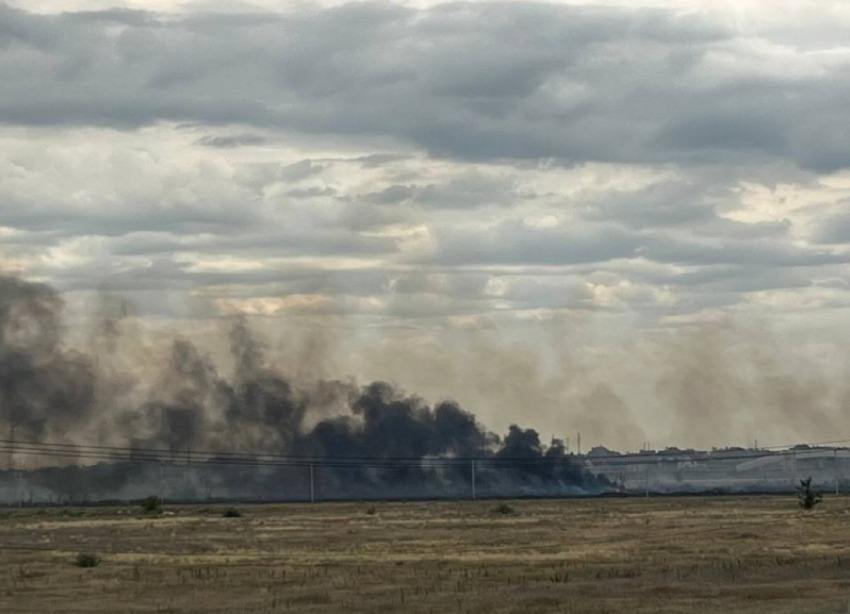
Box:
left=653, top=321, right=850, bottom=449
left=354, top=317, right=850, bottom=452
left=0, top=275, right=97, bottom=443
left=5, top=269, right=847, bottom=502
left=0, top=274, right=606, bottom=501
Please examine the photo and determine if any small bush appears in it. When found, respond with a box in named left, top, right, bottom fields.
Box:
left=797, top=477, right=822, bottom=510
left=75, top=553, right=101, bottom=568
left=140, top=495, right=163, bottom=515
left=365, top=506, right=377, bottom=516
left=223, top=507, right=243, bottom=518
left=492, top=502, right=515, bottom=515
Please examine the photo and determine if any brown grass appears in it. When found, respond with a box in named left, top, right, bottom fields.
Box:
left=1, top=497, right=849, bottom=613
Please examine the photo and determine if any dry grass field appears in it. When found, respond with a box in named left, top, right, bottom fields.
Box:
left=1, top=496, right=849, bottom=613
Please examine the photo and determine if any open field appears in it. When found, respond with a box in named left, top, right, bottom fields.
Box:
left=1, top=497, right=850, bottom=613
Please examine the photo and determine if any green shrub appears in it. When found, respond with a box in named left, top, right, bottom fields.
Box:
left=797, top=477, right=822, bottom=510
left=365, top=506, right=377, bottom=515
left=75, top=553, right=101, bottom=568
left=223, top=507, right=242, bottom=518
left=140, top=495, right=163, bottom=515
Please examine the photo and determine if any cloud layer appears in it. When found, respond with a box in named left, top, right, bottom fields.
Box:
left=2, top=2, right=850, bottom=170
left=2, top=0, right=850, bottom=448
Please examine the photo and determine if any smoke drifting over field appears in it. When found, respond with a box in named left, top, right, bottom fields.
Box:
left=0, top=273, right=606, bottom=501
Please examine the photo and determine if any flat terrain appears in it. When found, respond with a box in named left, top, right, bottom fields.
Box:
left=1, top=496, right=849, bottom=613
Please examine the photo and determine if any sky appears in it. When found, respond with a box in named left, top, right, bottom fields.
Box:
left=2, top=0, right=850, bottom=450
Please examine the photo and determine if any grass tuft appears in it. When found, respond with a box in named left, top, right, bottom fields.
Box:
left=75, top=552, right=101, bottom=568
left=492, top=502, right=515, bottom=515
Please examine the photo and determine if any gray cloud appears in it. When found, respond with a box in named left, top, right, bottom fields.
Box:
left=813, top=200, right=850, bottom=244
left=0, top=197, right=258, bottom=237
left=366, top=184, right=416, bottom=205
left=277, top=160, right=324, bottom=182
left=639, top=234, right=850, bottom=268
left=1, top=0, right=849, bottom=333
left=196, top=133, right=267, bottom=148
left=425, top=220, right=640, bottom=266
left=1, top=3, right=849, bottom=170
left=365, top=172, right=522, bottom=209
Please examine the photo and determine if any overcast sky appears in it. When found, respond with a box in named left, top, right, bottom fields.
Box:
left=3, top=0, right=850, bottom=449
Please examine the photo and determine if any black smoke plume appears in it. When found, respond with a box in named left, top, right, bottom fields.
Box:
left=0, top=274, right=607, bottom=502
left=0, top=275, right=96, bottom=443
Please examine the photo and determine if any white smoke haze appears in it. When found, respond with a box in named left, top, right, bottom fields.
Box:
left=35, top=284, right=850, bottom=454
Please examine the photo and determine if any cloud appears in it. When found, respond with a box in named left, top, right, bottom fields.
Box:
left=0, top=0, right=849, bottom=334
left=2, top=122, right=849, bottom=325
left=424, top=219, right=641, bottom=266
left=196, top=133, right=267, bottom=148
left=365, top=171, right=522, bottom=209
left=1, top=2, right=849, bottom=171
left=639, top=234, right=849, bottom=268
left=812, top=199, right=850, bottom=244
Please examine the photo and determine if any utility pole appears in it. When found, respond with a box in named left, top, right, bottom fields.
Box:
left=8, top=424, right=21, bottom=506
left=644, top=463, right=650, bottom=498
left=577, top=433, right=581, bottom=456
left=835, top=448, right=840, bottom=496
left=471, top=460, right=476, bottom=501
left=790, top=449, right=797, bottom=491
left=7, top=424, right=15, bottom=471
left=309, top=464, right=315, bottom=503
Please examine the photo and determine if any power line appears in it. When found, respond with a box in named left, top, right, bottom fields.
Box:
left=2, top=439, right=846, bottom=465
left=5, top=436, right=850, bottom=462
left=0, top=437, right=846, bottom=471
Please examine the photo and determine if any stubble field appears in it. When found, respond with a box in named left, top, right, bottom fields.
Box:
left=1, top=496, right=849, bottom=613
